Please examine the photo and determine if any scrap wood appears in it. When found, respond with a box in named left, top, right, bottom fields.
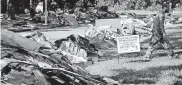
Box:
left=33, top=70, right=51, bottom=85
left=1, top=47, right=56, bottom=70
left=7, top=27, right=39, bottom=32
left=51, top=76, right=65, bottom=84
left=2, top=46, right=55, bottom=67
left=1, top=54, right=103, bottom=84
left=62, top=73, right=82, bottom=85
left=43, top=68, right=103, bottom=84
left=1, top=69, right=38, bottom=85
left=13, top=21, right=27, bottom=26
left=43, top=67, right=105, bottom=84
left=1, top=58, right=33, bottom=71
left=1, top=58, right=51, bottom=73
left=1, top=30, right=106, bottom=85
left=1, top=30, right=43, bottom=52
left=61, top=51, right=87, bottom=63
left=1, top=47, right=104, bottom=84
left=77, top=76, right=96, bottom=85
left=11, top=47, right=64, bottom=68
left=29, top=50, right=50, bottom=58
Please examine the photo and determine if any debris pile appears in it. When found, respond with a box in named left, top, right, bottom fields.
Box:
left=76, top=11, right=94, bottom=24
left=27, top=31, right=53, bottom=49
left=10, top=21, right=39, bottom=32
left=1, top=20, right=39, bottom=32
left=120, top=18, right=152, bottom=37
left=0, top=14, right=4, bottom=19
left=32, top=11, right=78, bottom=26
left=85, top=25, right=119, bottom=49
left=31, top=7, right=119, bottom=26
left=75, top=7, right=119, bottom=24
left=54, top=34, right=101, bottom=63
left=85, top=19, right=151, bottom=49
left=94, top=10, right=119, bottom=19
left=1, top=29, right=106, bottom=85
left=169, top=17, right=182, bottom=24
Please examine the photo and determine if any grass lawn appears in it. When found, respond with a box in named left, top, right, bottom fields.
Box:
left=111, top=64, right=182, bottom=84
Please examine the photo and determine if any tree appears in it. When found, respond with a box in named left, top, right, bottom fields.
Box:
left=155, top=0, right=180, bottom=10
left=171, top=0, right=180, bottom=9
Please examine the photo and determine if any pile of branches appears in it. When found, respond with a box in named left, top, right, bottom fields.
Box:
left=1, top=30, right=106, bottom=85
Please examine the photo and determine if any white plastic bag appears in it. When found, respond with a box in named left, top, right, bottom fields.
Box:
left=36, top=2, right=44, bottom=13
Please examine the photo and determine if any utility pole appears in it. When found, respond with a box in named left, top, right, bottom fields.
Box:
left=30, top=0, right=32, bottom=8
left=7, top=0, right=9, bottom=13
left=30, top=0, right=32, bottom=7
left=43, top=0, right=48, bottom=25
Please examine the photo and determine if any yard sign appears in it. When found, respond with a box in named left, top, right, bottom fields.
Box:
left=117, top=35, right=140, bottom=54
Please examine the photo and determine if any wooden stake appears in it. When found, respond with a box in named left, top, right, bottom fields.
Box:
left=118, top=55, right=119, bottom=63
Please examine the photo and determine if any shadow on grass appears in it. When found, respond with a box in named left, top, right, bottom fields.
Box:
left=110, top=64, right=182, bottom=84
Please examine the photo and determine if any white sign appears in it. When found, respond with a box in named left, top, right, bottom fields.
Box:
left=117, top=35, right=140, bottom=54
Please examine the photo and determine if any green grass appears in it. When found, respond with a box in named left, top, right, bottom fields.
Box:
left=110, top=64, right=182, bottom=84
left=157, top=69, right=182, bottom=85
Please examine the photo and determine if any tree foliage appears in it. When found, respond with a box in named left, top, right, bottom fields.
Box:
left=96, top=0, right=182, bottom=10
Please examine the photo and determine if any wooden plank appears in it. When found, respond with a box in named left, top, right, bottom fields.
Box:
left=33, top=70, right=50, bottom=85
left=51, top=76, right=65, bottom=84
